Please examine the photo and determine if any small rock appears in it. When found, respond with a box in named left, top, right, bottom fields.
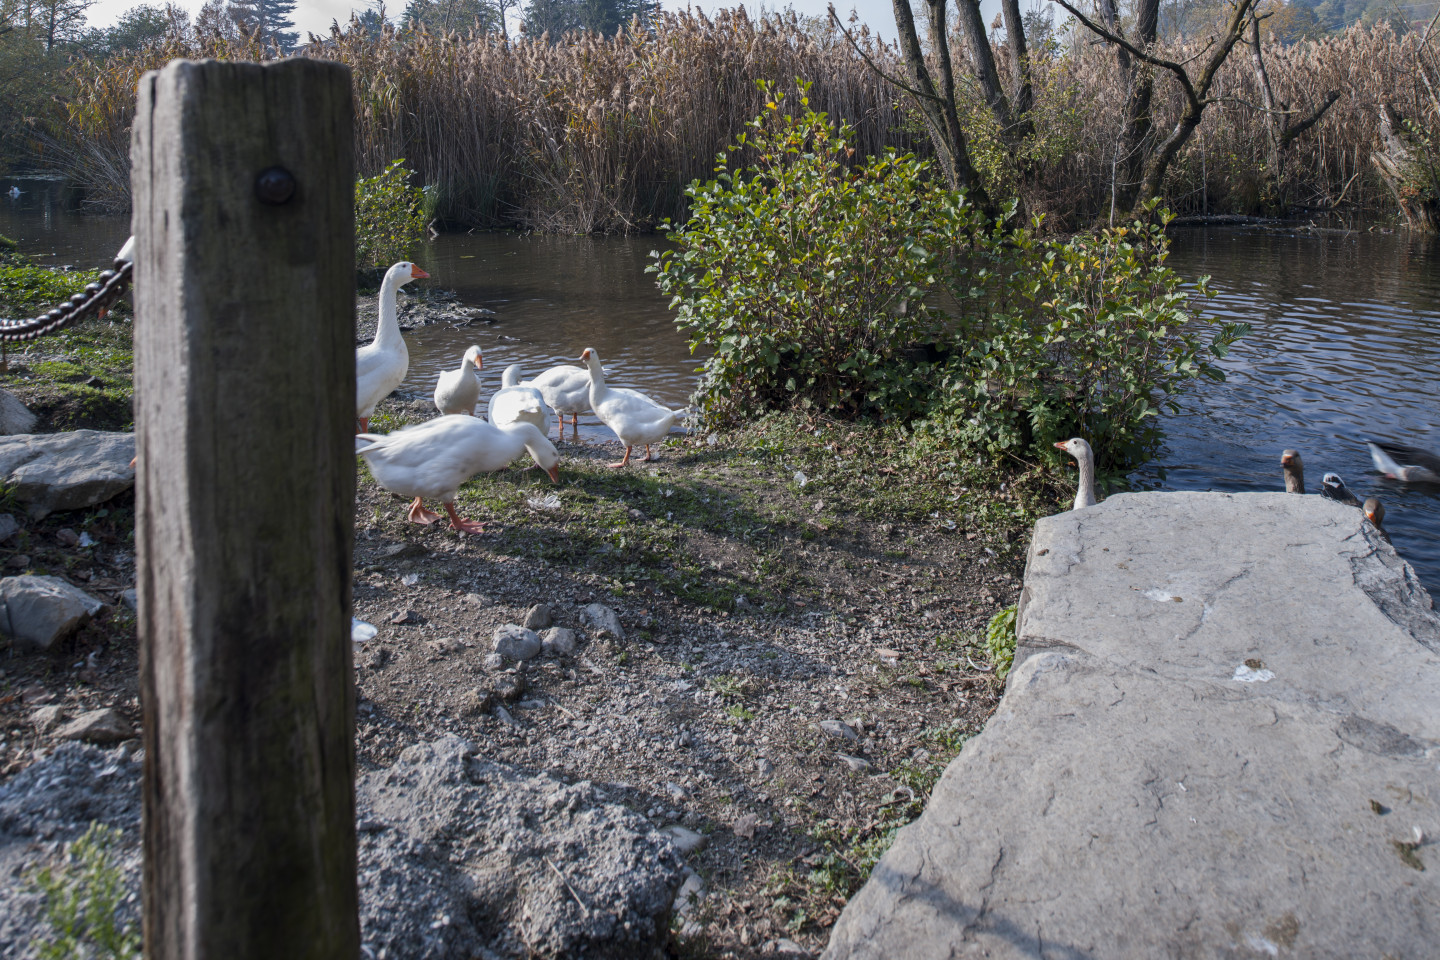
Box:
left=493, top=624, right=541, bottom=661
left=56, top=707, right=133, bottom=744
left=0, top=575, right=107, bottom=652
left=838, top=753, right=874, bottom=773
left=493, top=672, right=526, bottom=702
left=461, top=688, right=497, bottom=716
left=662, top=825, right=708, bottom=856
left=493, top=704, right=519, bottom=726
left=30, top=704, right=66, bottom=733
left=482, top=652, right=505, bottom=672
left=19, top=683, right=53, bottom=704
left=0, top=514, right=17, bottom=543
left=732, top=813, right=758, bottom=839
left=666, top=782, right=687, bottom=802
left=818, top=719, right=859, bottom=742
left=54, top=528, right=79, bottom=547
left=427, top=637, right=464, bottom=657
left=365, top=646, right=393, bottom=668
left=379, top=542, right=427, bottom=560
left=580, top=603, right=624, bottom=640
left=673, top=871, right=706, bottom=916
left=765, top=938, right=810, bottom=956
left=540, top=627, right=577, bottom=657
left=522, top=603, right=553, bottom=630
left=5, top=554, right=29, bottom=570
left=119, top=588, right=137, bottom=612
left=0, top=389, right=37, bottom=436
left=735, top=595, right=755, bottom=613
left=389, top=609, right=421, bottom=625
left=756, top=758, right=774, bottom=776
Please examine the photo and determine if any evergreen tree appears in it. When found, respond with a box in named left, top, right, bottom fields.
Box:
left=402, top=0, right=498, bottom=34
left=227, top=0, right=297, bottom=48
left=522, top=0, right=648, bottom=39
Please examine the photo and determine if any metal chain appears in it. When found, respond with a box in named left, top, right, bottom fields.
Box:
left=0, top=254, right=134, bottom=343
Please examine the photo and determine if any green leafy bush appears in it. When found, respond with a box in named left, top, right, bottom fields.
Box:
left=920, top=202, right=1249, bottom=472
left=30, top=822, right=139, bottom=960
left=651, top=83, right=964, bottom=426
left=985, top=604, right=1017, bottom=680
left=355, top=159, right=428, bottom=271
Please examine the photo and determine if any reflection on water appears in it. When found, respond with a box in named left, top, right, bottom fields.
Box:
left=1137, top=227, right=1439, bottom=593
left=3, top=178, right=1437, bottom=592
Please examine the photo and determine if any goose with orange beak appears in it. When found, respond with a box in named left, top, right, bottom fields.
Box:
left=580, top=347, right=683, bottom=467
left=356, top=261, right=428, bottom=432
left=356, top=415, right=559, bottom=535
left=1054, top=437, right=1098, bottom=510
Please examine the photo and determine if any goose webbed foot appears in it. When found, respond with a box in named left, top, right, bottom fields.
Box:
left=606, top=446, right=633, bottom=469
left=407, top=497, right=442, bottom=525
left=444, top=501, right=485, bottom=535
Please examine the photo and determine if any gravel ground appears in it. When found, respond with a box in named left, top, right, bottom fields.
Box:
left=0, top=296, right=1050, bottom=957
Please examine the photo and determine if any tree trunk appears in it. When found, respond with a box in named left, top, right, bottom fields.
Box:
left=1373, top=104, right=1440, bottom=232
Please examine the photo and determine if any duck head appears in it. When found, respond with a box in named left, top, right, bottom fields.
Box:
left=464, top=345, right=483, bottom=370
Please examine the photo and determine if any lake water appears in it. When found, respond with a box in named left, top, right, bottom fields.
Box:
left=4, top=177, right=1437, bottom=593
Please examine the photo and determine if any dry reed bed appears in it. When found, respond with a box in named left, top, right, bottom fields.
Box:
left=53, top=15, right=1435, bottom=229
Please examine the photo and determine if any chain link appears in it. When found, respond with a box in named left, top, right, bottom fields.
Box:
left=0, top=255, right=134, bottom=343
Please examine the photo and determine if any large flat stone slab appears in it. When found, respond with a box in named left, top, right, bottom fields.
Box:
left=0, top=430, right=135, bottom=518
left=824, top=492, right=1440, bottom=959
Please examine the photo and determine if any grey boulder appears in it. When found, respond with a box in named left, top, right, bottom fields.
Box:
left=492, top=624, right=541, bottom=661
left=0, top=574, right=106, bottom=652
left=0, top=430, right=135, bottom=518
left=824, top=493, right=1440, bottom=960
left=580, top=603, right=624, bottom=640
left=358, top=735, right=685, bottom=959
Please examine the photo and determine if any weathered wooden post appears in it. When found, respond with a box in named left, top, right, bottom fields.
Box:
left=131, top=59, right=358, bottom=957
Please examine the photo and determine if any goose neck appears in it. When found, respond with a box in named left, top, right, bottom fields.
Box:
left=1075, top=451, right=1097, bottom=508
left=374, top=271, right=405, bottom=346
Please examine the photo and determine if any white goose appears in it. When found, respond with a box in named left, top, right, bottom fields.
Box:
left=524, top=364, right=591, bottom=441
left=487, top=364, right=553, bottom=436
left=433, top=345, right=483, bottom=416
left=1054, top=437, right=1098, bottom=510
left=355, top=415, right=559, bottom=535
left=580, top=347, right=682, bottom=468
left=356, top=261, right=428, bottom=432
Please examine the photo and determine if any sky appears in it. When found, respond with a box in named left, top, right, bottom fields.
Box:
left=81, top=0, right=1014, bottom=44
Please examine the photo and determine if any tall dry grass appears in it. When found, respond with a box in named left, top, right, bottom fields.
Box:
left=54, top=11, right=914, bottom=231
left=48, top=12, right=1438, bottom=229
left=1008, top=22, right=1438, bottom=224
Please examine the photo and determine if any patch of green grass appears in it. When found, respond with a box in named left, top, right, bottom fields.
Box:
left=29, top=822, right=139, bottom=960
left=0, top=265, right=100, bottom=315
left=725, top=703, right=755, bottom=723
left=985, top=605, right=1018, bottom=680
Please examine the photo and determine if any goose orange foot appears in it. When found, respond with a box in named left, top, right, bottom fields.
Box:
left=444, top=501, right=485, bottom=535
left=407, top=497, right=442, bottom=525
left=606, top=446, right=633, bottom=469
left=357, top=417, right=370, bottom=434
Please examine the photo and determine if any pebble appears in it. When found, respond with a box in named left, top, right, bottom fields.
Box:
left=120, top=588, right=137, bottom=612
left=523, top=603, right=553, bottom=630
left=493, top=624, right=541, bottom=661
left=764, top=938, right=810, bottom=956
left=54, top=528, right=79, bottom=547
left=461, top=689, right=497, bottom=716
left=837, top=753, right=874, bottom=773
left=379, top=542, right=427, bottom=560
left=756, top=758, right=774, bottom=776
left=390, top=609, right=421, bottom=625
left=818, top=719, right=859, bottom=742
left=5, top=554, right=28, bottom=569
left=0, top=514, right=16, bottom=543
left=482, top=652, right=505, bottom=672
left=540, top=627, right=577, bottom=657
left=673, top=871, right=705, bottom=918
